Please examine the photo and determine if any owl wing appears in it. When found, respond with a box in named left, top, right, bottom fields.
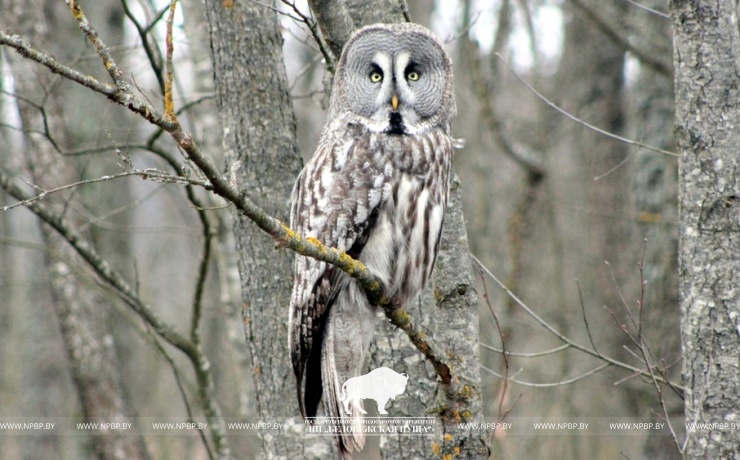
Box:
left=289, top=126, right=387, bottom=419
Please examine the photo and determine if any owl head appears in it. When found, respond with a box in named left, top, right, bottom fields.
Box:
left=329, top=23, right=456, bottom=136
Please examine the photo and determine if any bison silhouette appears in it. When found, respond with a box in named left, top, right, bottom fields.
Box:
left=338, top=367, right=409, bottom=416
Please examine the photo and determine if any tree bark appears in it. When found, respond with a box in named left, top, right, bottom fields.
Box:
left=202, top=2, right=321, bottom=458
left=671, top=0, right=740, bottom=457
left=430, top=175, right=489, bottom=458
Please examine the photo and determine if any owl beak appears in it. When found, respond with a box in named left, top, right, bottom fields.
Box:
left=391, top=94, right=399, bottom=111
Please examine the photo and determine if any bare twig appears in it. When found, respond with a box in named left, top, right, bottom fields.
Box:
left=622, top=0, right=670, bottom=18
left=0, top=32, right=176, bottom=130
left=77, top=184, right=166, bottom=232
left=605, top=303, right=638, bottom=346
left=612, top=364, right=647, bottom=386
left=476, top=263, right=521, bottom=443
left=290, top=88, right=326, bottom=99
left=657, top=358, right=684, bottom=401
left=0, top=170, right=203, bottom=212
left=306, top=0, right=353, bottom=65
left=621, top=344, right=645, bottom=363
left=445, top=11, right=483, bottom=44
left=143, top=4, right=172, bottom=35
left=3, top=90, right=65, bottom=154
left=593, top=149, right=636, bottom=181
left=634, top=244, right=682, bottom=451
left=121, top=0, right=165, bottom=92
left=638, top=334, right=682, bottom=451
left=479, top=342, right=571, bottom=358
left=476, top=265, right=511, bottom=424
left=605, top=260, right=638, bottom=330
left=398, top=0, right=411, bottom=22
left=280, top=0, right=335, bottom=72
left=67, top=0, right=127, bottom=86
left=470, top=254, right=684, bottom=391
left=496, top=54, right=678, bottom=158
left=481, top=362, right=612, bottom=387
left=476, top=245, right=682, bottom=453
left=288, top=52, right=324, bottom=92
left=637, top=241, right=647, bottom=339
left=600, top=241, right=683, bottom=453
left=576, top=280, right=601, bottom=356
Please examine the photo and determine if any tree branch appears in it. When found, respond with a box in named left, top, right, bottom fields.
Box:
left=120, top=0, right=166, bottom=93
left=622, top=0, right=670, bottom=18
left=66, top=0, right=127, bottom=87
left=164, top=0, right=178, bottom=123
left=0, top=167, right=194, bottom=354
left=306, top=0, right=354, bottom=61
left=568, top=0, right=671, bottom=76
left=280, top=0, right=336, bottom=73
left=464, top=3, right=546, bottom=178
left=0, top=32, right=177, bottom=130
left=0, top=170, right=206, bottom=212
left=0, top=6, right=455, bottom=394
left=471, top=254, right=684, bottom=392
left=497, top=54, right=678, bottom=157
left=481, top=362, right=612, bottom=387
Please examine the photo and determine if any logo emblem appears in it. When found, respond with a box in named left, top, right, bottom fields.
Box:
left=338, top=367, right=409, bottom=415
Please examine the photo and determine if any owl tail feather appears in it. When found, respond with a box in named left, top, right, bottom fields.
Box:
left=321, top=309, right=368, bottom=459
left=303, top=341, right=324, bottom=418
left=293, top=332, right=322, bottom=419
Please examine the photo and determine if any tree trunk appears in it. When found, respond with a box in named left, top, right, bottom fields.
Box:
left=4, top=1, right=150, bottom=459
left=204, top=1, right=487, bottom=457
left=430, top=175, right=489, bottom=458
left=202, top=2, right=319, bottom=458
left=671, top=0, right=740, bottom=457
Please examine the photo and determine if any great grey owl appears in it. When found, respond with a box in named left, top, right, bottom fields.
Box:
left=289, top=22, right=456, bottom=458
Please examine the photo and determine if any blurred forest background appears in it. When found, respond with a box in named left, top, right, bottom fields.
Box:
left=0, top=0, right=681, bottom=459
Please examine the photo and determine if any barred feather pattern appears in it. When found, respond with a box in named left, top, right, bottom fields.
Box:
left=289, top=118, right=453, bottom=457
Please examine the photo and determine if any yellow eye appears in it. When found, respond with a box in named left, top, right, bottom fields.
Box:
left=370, top=71, right=383, bottom=83
left=407, top=71, right=420, bottom=81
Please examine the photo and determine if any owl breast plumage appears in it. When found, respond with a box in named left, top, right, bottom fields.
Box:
left=288, top=22, right=456, bottom=459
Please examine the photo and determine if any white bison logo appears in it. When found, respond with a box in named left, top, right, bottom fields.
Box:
left=338, top=367, right=409, bottom=415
